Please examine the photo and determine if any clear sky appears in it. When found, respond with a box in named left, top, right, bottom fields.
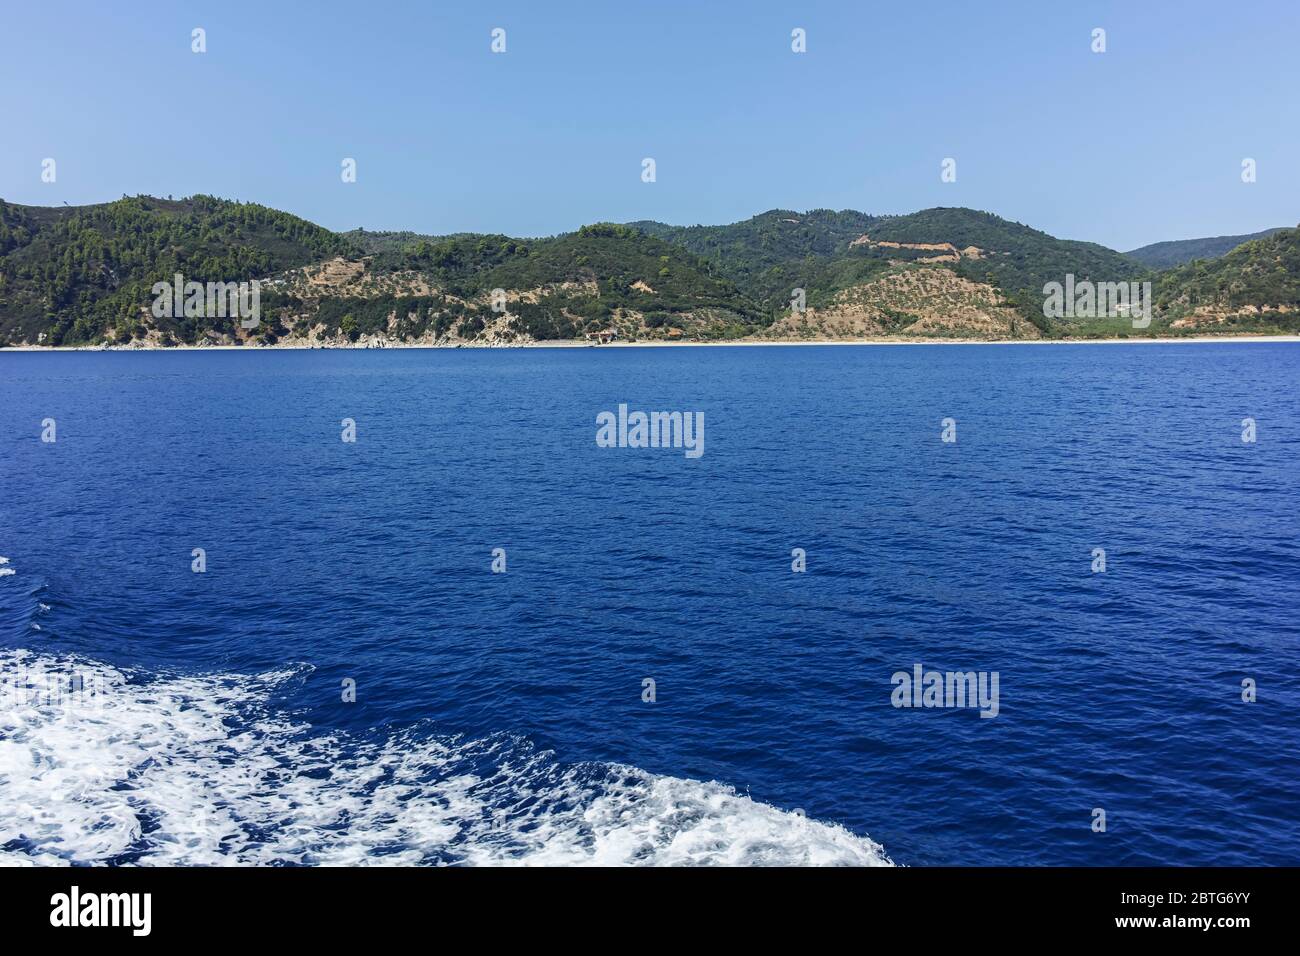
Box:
left=2, top=0, right=1296, bottom=250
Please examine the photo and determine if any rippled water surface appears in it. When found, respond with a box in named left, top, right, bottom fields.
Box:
left=1, top=343, right=1297, bottom=865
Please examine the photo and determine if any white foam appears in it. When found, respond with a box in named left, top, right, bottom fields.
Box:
left=0, top=649, right=892, bottom=867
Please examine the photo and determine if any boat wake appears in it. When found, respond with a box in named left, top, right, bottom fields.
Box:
left=0, top=648, right=892, bottom=867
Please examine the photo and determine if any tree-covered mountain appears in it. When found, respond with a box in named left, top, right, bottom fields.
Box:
left=866, top=208, right=1141, bottom=320
left=629, top=206, right=1144, bottom=332
left=1, top=195, right=1296, bottom=346
left=1125, top=228, right=1288, bottom=269
left=0, top=197, right=759, bottom=345
left=0, top=195, right=353, bottom=344
left=628, top=209, right=878, bottom=303
left=307, top=224, right=762, bottom=343
left=1153, top=227, right=1300, bottom=333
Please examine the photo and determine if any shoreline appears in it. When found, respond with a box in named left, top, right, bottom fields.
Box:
left=3, top=334, right=1299, bottom=352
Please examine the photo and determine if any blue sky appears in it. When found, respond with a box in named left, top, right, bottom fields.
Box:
left=2, top=0, right=1296, bottom=249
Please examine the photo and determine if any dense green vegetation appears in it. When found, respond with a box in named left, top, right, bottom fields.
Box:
left=1125, top=228, right=1288, bottom=269
left=873, top=209, right=1140, bottom=312
left=629, top=206, right=1145, bottom=332
left=370, top=233, right=533, bottom=292
left=241, top=224, right=761, bottom=344
left=0, top=196, right=354, bottom=344
left=306, top=294, right=458, bottom=342
left=340, top=228, right=440, bottom=255
left=362, top=223, right=761, bottom=337
left=630, top=209, right=877, bottom=304
left=1154, top=227, right=1300, bottom=331
left=2, top=195, right=1296, bottom=345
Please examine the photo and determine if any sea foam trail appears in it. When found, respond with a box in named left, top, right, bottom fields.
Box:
left=0, top=649, right=892, bottom=867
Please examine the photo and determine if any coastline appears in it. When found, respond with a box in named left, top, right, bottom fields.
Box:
left=3, top=333, right=1299, bottom=352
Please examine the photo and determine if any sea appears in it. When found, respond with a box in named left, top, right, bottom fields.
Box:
left=1, top=342, right=1297, bottom=866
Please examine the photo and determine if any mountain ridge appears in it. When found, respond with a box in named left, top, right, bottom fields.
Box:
left=1125, top=228, right=1289, bottom=269
left=2, top=195, right=1297, bottom=346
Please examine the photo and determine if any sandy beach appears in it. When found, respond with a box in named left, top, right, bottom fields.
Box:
left=5, top=334, right=1300, bottom=352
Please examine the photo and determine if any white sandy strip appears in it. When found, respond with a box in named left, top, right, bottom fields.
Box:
left=4, top=334, right=1299, bottom=352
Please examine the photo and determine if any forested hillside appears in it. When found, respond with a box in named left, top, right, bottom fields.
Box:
left=1153, top=227, right=1300, bottom=332
left=631, top=207, right=1143, bottom=331
left=1125, top=228, right=1287, bottom=269
left=0, top=196, right=353, bottom=344
left=303, top=225, right=761, bottom=344
left=1, top=195, right=1295, bottom=346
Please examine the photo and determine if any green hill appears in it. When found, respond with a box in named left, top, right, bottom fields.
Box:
left=1153, top=227, right=1300, bottom=332
left=0, top=195, right=353, bottom=344
left=2, top=195, right=1296, bottom=345
left=868, top=208, right=1141, bottom=318
left=1125, top=228, right=1288, bottom=269
left=630, top=206, right=1144, bottom=332
left=315, top=224, right=762, bottom=342
left=629, top=209, right=878, bottom=302
left=0, top=197, right=763, bottom=346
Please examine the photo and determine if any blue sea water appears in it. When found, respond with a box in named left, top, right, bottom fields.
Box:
left=1, top=342, right=1297, bottom=866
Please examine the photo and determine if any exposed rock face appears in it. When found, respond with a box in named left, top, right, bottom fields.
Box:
left=849, top=235, right=987, bottom=262
left=1169, top=303, right=1296, bottom=329
left=304, top=257, right=366, bottom=290
left=290, top=257, right=439, bottom=298
left=766, top=265, right=1038, bottom=340
left=508, top=279, right=601, bottom=304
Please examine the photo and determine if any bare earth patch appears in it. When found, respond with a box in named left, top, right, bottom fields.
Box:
left=766, top=266, right=1038, bottom=340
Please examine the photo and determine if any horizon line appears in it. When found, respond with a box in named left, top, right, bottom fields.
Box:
left=3, top=192, right=1294, bottom=255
